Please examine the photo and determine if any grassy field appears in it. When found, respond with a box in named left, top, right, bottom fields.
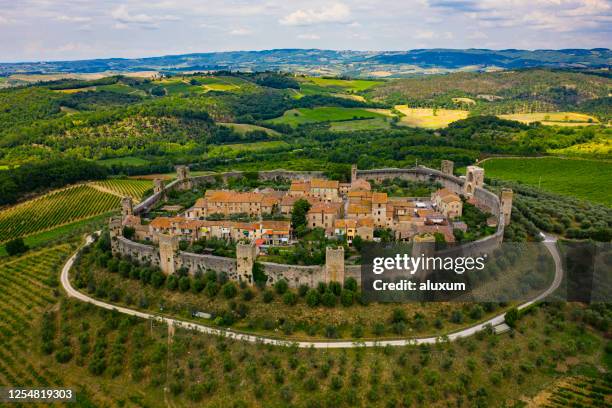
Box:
left=96, top=156, right=150, bottom=167
left=394, top=106, right=469, bottom=128
left=498, top=112, right=599, bottom=126
left=90, top=179, right=152, bottom=201
left=304, top=77, right=384, bottom=92
left=208, top=141, right=290, bottom=158
left=549, top=134, right=612, bottom=158
left=218, top=122, right=280, bottom=136
left=482, top=157, right=612, bottom=206
left=330, top=117, right=391, bottom=131
left=0, top=185, right=121, bottom=243
left=267, top=107, right=385, bottom=127
left=203, top=83, right=240, bottom=92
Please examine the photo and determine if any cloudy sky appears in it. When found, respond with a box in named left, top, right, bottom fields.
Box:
left=1, top=0, right=610, bottom=62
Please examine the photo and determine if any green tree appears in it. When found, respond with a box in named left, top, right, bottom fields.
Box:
left=291, top=199, right=311, bottom=231
left=5, top=238, right=28, bottom=256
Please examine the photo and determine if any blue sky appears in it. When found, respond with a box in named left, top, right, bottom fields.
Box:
left=0, top=0, right=610, bottom=62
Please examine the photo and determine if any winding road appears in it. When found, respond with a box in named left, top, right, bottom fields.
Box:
left=60, top=233, right=563, bottom=348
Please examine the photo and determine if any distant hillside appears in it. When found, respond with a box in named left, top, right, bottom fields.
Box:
left=1, top=48, right=610, bottom=78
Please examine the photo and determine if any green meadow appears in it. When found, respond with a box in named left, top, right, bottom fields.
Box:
left=97, top=156, right=151, bottom=167
left=267, top=107, right=385, bottom=127
left=482, top=157, right=612, bottom=206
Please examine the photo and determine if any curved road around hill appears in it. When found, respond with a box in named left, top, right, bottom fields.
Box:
left=61, top=232, right=563, bottom=348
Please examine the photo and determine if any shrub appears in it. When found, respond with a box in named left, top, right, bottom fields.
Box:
left=262, top=290, right=274, bottom=303
left=242, top=288, right=254, bottom=301
left=325, top=325, right=339, bottom=339
left=505, top=307, right=520, bottom=328
left=344, top=277, right=358, bottom=292
left=321, top=291, right=337, bottom=307
left=166, top=275, right=178, bottom=291
left=469, top=305, right=484, bottom=320
left=340, top=289, right=354, bottom=307
left=283, top=291, right=298, bottom=306
left=274, top=279, right=288, bottom=295
left=329, top=281, right=342, bottom=296
left=222, top=282, right=238, bottom=299
left=151, top=271, right=166, bottom=288
left=305, top=289, right=320, bottom=307
left=205, top=281, right=219, bottom=297
left=179, top=276, right=191, bottom=292
left=298, top=284, right=309, bottom=297
left=450, top=310, right=464, bottom=324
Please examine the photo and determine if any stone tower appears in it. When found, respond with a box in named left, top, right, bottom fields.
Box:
left=351, top=164, right=358, bottom=184
left=175, top=165, right=193, bottom=190
left=441, top=160, right=454, bottom=176
left=325, top=247, right=345, bottom=284
left=121, top=196, right=133, bottom=217
left=153, top=178, right=165, bottom=195
left=500, top=188, right=513, bottom=225
left=108, top=217, right=123, bottom=253
left=158, top=233, right=179, bottom=275
left=236, top=241, right=257, bottom=283
left=463, top=165, right=484, bottom=197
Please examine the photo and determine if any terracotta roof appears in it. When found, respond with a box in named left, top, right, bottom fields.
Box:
left=357, top=217, right=374, bottom=227
left=348, top=190, right=372, bottom=198
left=261, top=220, right=291, bottom=234
left=310, top=178, right=339, bottom=189
left=193, top=198, right=207, bottom=208
left=335, top=219, right=357, bottom=229
left=309, top=202, right=342, bottom=214
left=441, top=194, right=461, bottom=203
left=348, top=203, right=371, bottom=214
left=150, top=217, right=173, bottom=229
left=371, top=192, right=388, bottom=204
left=290, top=181, right=310, bottom=192
left=261, top=196, right=280, bottom=206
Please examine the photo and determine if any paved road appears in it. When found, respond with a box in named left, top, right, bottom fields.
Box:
left=60, top=233, right=563, bottom=348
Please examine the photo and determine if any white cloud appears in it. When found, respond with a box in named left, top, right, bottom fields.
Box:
left=280, top=3, right=351, bottom=26
left=110, top=4, right=179, bottom=27
left=229, top=27, right=251, bottom=36
left=56, top=15, right=92, bottom=23
left=298, top=33, right=321, bottom=40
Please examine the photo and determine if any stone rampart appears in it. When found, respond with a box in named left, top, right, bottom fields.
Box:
left=113, top=165, right=506, bottom=288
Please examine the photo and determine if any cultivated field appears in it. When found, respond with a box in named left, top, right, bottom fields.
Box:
left=498, top=112, right=599, bottom=126
left=90, top=179, right=152, bottom=201
left=330, top=117, right=391, bottom=131
left=394, top=106, right=469, bottom=128
left=482, top=157, right=612, bottom=206
left=304, top=77, right=384, bottom=92
left=267, top=107, right=384, bottom=127
left=0, top=185, right=120, bottom=243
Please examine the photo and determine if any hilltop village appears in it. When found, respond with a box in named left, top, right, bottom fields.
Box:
left=120, top=163, right=501, bottom=249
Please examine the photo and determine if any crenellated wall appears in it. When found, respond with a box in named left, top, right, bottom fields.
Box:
left=112, top=164, right=506, bottom=288
left=260, top=262, right=323, bottom=287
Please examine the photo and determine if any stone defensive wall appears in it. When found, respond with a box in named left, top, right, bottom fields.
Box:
left=116, top=166, right=505, bottom=288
